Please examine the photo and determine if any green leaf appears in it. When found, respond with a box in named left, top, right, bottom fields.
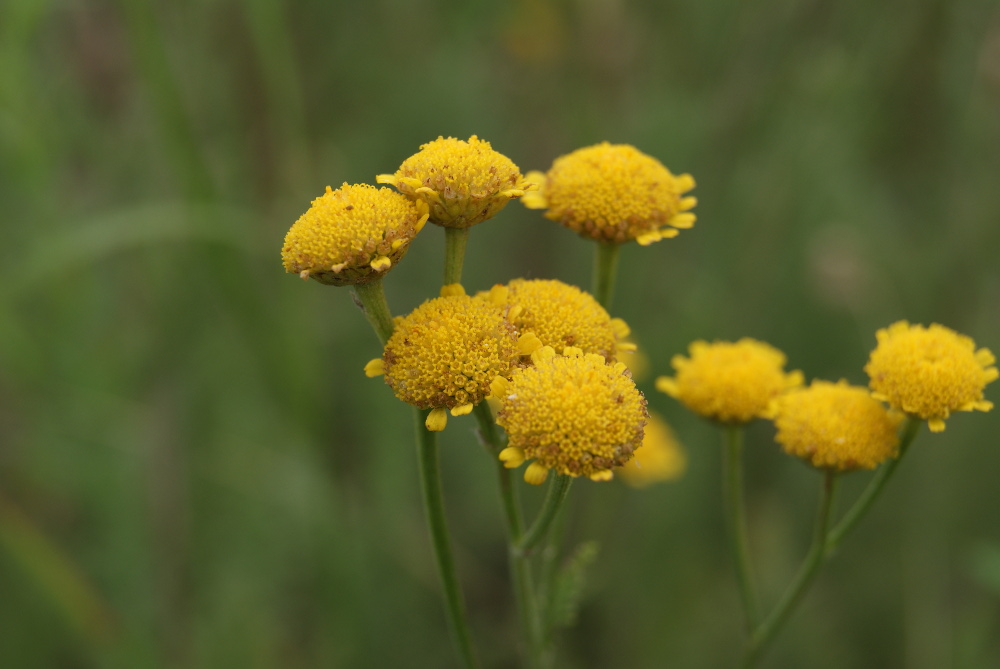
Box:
left=548, top=541, right=599, bottom=630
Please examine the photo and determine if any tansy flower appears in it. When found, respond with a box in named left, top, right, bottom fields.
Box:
left=377, top=135, right=533, bottom=229
left=478, top=279, right=634, bottom=361
left=657, top=338, right=803, bottom=424
left=864, top=321, right=996, bottom=432
left=521, top=142, right=696, bottom=246
left=366, top=285, right=527, bottom=431
left=493, top=346, right=648, bottom=484
left=770, top=380, right=902, bottom=471
left=282, top=183, right=429, bottom=286
left=619, top=412, right=686, bottom=488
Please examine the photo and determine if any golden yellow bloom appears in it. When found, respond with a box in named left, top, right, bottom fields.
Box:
left=374, top=286, right=521, bottom=431
left=521, top=142, right=696, bottom=245
left=377, top=135, right=532, bottom=229
left=493, top=347, right=647, bottom=484
left=865, top=321, right=996, bottom=432
left=771, top=380, right=902, bottom=471
left=618, top=412, right=686, bottom=488
left=479, top=279, right=630, bottom=361
left=282, top=183, right=429, bottom=286
left=657, top=338, right=803, bottom=424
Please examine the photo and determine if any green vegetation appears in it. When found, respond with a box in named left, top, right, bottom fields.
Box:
left=2, top=1, right=999, bottom=667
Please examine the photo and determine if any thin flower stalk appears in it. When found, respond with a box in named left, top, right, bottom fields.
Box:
left=515, top=475, right=573, bottom=557
left=592, top=241, right=620, bottom=309
left=724, top=425, right=760, bottom=632
left=743, top=470, right=840, bottom=667
left=826, top=417, right=921, bottom=551
left=444, top=227, right=470, bottom=286
left=352, top=278, right=395, bottom=345
left=415, top=408, right=482, bottom=669
left=475, top=403, right=545, bottom=669
left=356, top=278, right=481, bottom=669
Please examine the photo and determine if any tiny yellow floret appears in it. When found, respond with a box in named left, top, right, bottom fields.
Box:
left=486, top=278, right=629, bottom=361
left=658, top=338, right=803, bottom=424
left=364, top=358, right=384, bottom=377
left=282, top=183, right=429, bottom=286
left=771, top=380, right=902, bottom=471
left=426, top=408, right=449, bottom=432
left=377, top=136, right=533, bottom=229
left=496, top=348, right=648, bottom=481
left=499, top=447, right=526, bottom=469
left=523, top=142, right=696, bottom=245
left=865, top=321, right=996, bottom=431
left=619, top=412, right=687, bottom=488
left=524, top=462, right=551, bottom=485
left=381, top=293, right=520, bottom=422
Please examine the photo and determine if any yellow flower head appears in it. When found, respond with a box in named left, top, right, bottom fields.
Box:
left=521, top=142, right=696, bottom=246
left=657, top=338, right=803, bottom=424
left=493, top=347, right=648, bottom=484
left=864, top=321, right=996, bottom=432
left=479, top=279, right=631, bottom=361
left=770, top=380, right=902, bottom=471
left=375, top=286, right=521, bottom=431
left=618, top=412, right=686, bottom=488
left=377, top=135, right=532, bottom=229
left=282, top=183, right=429, bottom=286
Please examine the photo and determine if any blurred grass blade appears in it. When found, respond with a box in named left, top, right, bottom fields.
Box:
left=0, top=492, right=117, bottom=645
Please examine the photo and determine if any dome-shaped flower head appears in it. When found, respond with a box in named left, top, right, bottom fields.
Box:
left=282, top=183, right=429, bottom=286
left=366, top=285, right=526, bottom=431
left=492, top=347, right=648, bottom=484
left=377, top=136, right=532, bottom=229
left=478, top=279, right=634, bottom=361
left=864, top=321, right=996, bottom=432
left=657, top=338, right=803, bottom=424
left=521, top=142, right=696, bottom=246
left=770, top=380, right=902, bottom=471
left=618, top=412, right=686, bottom=488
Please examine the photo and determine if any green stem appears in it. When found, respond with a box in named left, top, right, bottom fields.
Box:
left=744, top=471, right=840, bottom=667
left=352, top=278, right=395, bottom=345
left=515, top=475, right=573, bottom=557
left=474, top=404, right=544, bottom=669
left=592, top=241, right=621, bottom=309
left=724, top=425, right=760, bottom=632
left=444, top=227, right=470, bottom=286
left=825, top=417, right=921, bottom=551
left=415, top=408, right=481, bottom=669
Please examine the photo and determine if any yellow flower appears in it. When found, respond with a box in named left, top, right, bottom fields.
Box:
left=370, top=285, right=523, bottom=431
left=282, top=183, right=429, bottom=286
left=864, top=321, right=996, bottom=432
left=493, top=347, right=648, bottom=484
left=377, top=135, right=532, bottom=229
left=478, top=279, right=632, bottom=361
left=521, top=142, right=696, bottom=245
left=618, top=412, right=686, bottom=488
left=770, top=380, right=902, bottom=471
left=657, top=338, right=803, bottom=424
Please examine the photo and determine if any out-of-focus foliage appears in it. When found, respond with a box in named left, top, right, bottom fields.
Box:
left=1, top=0, right=999, bottom=667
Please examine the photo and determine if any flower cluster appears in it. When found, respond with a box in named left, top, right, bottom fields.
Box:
left=770, top=380, right=901, bottom=471
left=282, top=183, right=428, bottom=285
left=377, top=135, right=533, bottom=229
left=493, top=346, right=647, bottom=484
left=522, top=142, right=696, bottom=246
left=656, top=339, right=803, bottom=425
left=367, top=285, right=522, bottom=431
left=865, top=321, right=996, bottom=432
left=659, top=325, right=994, bottom=472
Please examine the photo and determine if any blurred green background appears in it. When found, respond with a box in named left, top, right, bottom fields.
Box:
left=2, top=0, right=1000, bottom=667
